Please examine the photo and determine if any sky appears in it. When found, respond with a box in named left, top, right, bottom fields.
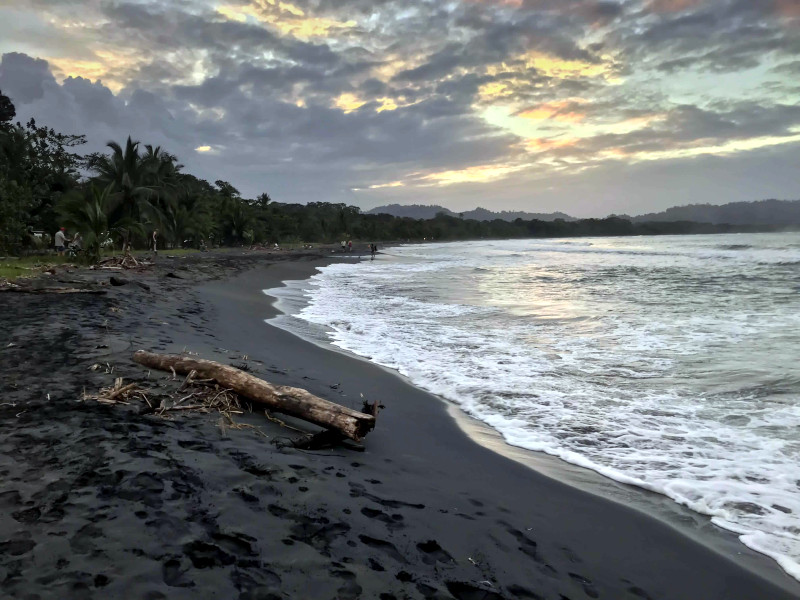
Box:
left=0, top=0, right=798, bottom=217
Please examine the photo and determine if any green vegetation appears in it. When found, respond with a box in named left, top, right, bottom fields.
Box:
left=0, top=90, right=785, bottom=262
left=0, top=255, right=73, bottom=281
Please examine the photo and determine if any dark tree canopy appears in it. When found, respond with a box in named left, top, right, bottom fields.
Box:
left=0, top=90, right=15, bottom=124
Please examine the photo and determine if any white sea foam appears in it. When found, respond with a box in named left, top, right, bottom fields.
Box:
left=276, top=233, right=800, bottom=580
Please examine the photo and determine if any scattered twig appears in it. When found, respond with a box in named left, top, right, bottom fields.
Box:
left=264, top=410, right=305, bottom=434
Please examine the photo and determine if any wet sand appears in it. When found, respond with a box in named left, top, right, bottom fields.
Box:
left=1, top=250, right=799, bottom=599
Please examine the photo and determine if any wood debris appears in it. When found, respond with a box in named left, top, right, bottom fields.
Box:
left=133, top=350, right=378, bottom=442
left=84, top=377, right=142, bottom=405
left=96, top=254, right=152, bottom=270
left=85, top=372, right=254, bottom=431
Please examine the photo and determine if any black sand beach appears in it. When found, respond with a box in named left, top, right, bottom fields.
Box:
left=2, top=250, right=799, bottom=599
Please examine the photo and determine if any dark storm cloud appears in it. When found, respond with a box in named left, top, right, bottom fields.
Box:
left=0, top=47, right=517, bottom=201
left=617, top=0, right=800, bottom=74
left=0, top=0, right=798, bottom=213
left=0, top=52, right=54, bottom=103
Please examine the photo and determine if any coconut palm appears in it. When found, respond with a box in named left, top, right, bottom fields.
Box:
left=221, top=199, right=254, bottom=245
left=86, top=137, right=157, bottom=248
left=162, top=188, right=212, bottom=247
left=142, top=145, right=181, bottom=202
left=58, top=184, right=143, bottom=262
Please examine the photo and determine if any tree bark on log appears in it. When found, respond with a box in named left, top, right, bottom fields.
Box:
left=132, top=350, right=376, bottom=441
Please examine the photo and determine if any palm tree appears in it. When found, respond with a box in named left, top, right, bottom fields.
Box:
left=87, top=137, right=157, bottom=249
left=58, top=184, right=138, bottom=263
left=162, top=187, right=212, bottom=248
left=142, top=145, right=181, bottom=199
left=222, top=199, right=254, bottom=245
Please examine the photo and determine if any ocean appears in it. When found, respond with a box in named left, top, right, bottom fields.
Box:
left=266, top=232, right=800, bottom=580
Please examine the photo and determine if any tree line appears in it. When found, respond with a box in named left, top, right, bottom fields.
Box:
left=0, top=90, right=785, bottom=261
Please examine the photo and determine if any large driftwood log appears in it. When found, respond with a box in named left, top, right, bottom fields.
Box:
left=133, top=350, right=376, bottom=441
left=0, top=287, right=106, bottom=295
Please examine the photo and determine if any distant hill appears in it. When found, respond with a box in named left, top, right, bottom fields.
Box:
left=366, top=204, right=576, bottom=222
left=629, top=199, right=800, bottom=225
left=368, top=199, right=800, bottom=226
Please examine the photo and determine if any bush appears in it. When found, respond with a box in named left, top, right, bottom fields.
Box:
left=0, top=178, right=33, bottom=255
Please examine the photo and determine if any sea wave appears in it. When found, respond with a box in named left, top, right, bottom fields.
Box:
left=283, top=232, right=800, bottom=581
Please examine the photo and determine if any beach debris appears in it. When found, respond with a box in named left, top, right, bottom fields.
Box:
left=98, top=254, right=151, bottom=270
left=83, top=377, right=140, bottom=405
left=132, top=350, right=378, bottom=442
left=109, top=276, right=151, bottom=291
left=0, top=286, right=106, bottom=294
left=84, top=371, right=254, bottom=431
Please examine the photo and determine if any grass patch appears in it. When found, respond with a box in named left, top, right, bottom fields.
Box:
left=0, top=255, right=76, bottom=282
left=0, top=264, right=29, bottom=280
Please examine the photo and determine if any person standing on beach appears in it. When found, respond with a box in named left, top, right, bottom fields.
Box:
left=54, top=227, right=67, bottom=255
left=151, top=229, right=158, bottom=256
left=348, top=240, right=352, bottom=252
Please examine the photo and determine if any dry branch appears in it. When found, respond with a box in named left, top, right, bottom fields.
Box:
left=133, top=350, right=376, bottom=441
left=85, top=377, right=139, bottom=405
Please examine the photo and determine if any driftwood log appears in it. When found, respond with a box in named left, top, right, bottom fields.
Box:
left=133, top=350, right=376, bottom=441
left=0, top=287, right=106, bottom=295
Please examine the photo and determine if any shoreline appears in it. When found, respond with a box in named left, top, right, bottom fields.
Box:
left=261, top=252, right=800, bottom=586
left=242, top=259, right=800, bottom=597
left=1, top=250, right=799, bottom=599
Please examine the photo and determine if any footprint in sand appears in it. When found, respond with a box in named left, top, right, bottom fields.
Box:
left=446, top=581, right=505, bottom=600
left=359, top=535, right=407, bottom=563
left=162, top=558, right=194, bottom=588
left=360, top=506, right=405, bottom=531
left=416, top=539, right=455, bottom=566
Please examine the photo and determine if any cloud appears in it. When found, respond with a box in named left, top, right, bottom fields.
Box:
left=517, top=99, right=587, bottom=122
left=0, top=0, right=797, bottom=216
left=646, top=0, right=703, bottom=13
left=0, top=52, right=54, bottom=103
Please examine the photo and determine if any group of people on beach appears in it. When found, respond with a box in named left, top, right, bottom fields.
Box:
left=53, top=227, right=161, bottom=256
left=338, top=239, right=378, bottom=258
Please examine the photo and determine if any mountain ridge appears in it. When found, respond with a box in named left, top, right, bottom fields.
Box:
left=623, top=199, right=800, bottom=225
left=365, top=204, right=576, bottom=222
left=367, top=199, right=800, bottom=225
